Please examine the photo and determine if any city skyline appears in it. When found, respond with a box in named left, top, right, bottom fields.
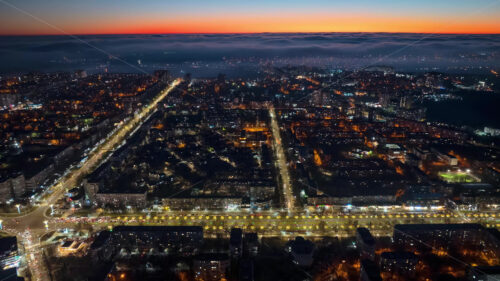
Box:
left=0, top=0, right=500, bottom=35
left=0, top=1, right=500, bottom=281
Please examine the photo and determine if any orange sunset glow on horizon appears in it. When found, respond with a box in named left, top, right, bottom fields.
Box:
left=3, top=15, right=500, bottom=36
left=0, top=0, right=499, bottom=35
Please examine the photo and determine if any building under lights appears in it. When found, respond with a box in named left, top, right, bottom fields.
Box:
left=0, top=237, right=21, bottom=280
left=95, top=226, right=204, bottom=258
left=393, top=224, right=500, bottom=256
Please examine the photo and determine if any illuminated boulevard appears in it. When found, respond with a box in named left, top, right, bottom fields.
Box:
left=269, top=107, right=295, bottom=211
left=0, top=80, right=498, bottom=280
left=0, top=79, right=181, bottom=281
left=50, top=210, right=500, bottom=238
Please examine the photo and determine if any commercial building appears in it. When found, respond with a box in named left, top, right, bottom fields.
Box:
left=111, top=226, right=203, bottom=255
left=0, top=268, right=24, bottom=281
left=89, top=226, right=203, bottom=259
left=94, top=191, right=147, bottom=208
left=162, top=197, right=242, bottom=211
left=0, top=237, right=19, bottom=273
left=57, top=240, right=87, bottom=256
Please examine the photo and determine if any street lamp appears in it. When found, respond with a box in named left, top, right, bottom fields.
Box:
left=15, top=204, right=20, bottom=214
left=50, top=204, right=54, bottom=215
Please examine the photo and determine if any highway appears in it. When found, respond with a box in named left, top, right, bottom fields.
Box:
left=269, top=107, right=295, bottom=211
left=0, top=79, right=181, bottom=281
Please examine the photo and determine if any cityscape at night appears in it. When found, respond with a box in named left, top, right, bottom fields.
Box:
left=0, top=1, right=500, bottom=281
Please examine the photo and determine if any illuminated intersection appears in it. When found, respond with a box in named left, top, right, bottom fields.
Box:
left=0, top=80, right=181, bottom=281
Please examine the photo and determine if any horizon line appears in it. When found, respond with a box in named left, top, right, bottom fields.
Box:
left=1, top=31, right=500, bottom=36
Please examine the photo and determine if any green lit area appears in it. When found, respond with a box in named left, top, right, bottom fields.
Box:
left=438, top=171, right=480, bottom=183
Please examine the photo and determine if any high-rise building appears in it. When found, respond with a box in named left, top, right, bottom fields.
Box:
left=356, top=227, right=376, bottom=260
left=285, top=237, right=315, bottom=267
left=154, top=70, right=171, bottom=83
left=239, top=259, right=254, bottom=281
left=230, top=228, right=243, bottom=258
left=244, top=233, right=259, bottom=256
left=0, top=237, right=20, bottom=271
left=360, top=259, right=382, bottom=281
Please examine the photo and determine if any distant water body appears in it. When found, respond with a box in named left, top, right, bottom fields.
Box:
left=0, top=33, right=499, bottom=77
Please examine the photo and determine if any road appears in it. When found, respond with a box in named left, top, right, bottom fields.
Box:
left=3, top=80, right=499, bottom=279
left=0, top=79, right=181, bottom=280
left=269, top=107, right=295, bottom=211
left=10, top=208, right=498, bottom=279
left=47, top=210, right=500, bottom=238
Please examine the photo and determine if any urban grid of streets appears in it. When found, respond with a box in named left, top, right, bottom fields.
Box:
left=0, top=79, right=497, bottom=280
left=0, top=79, right=180, bottom=280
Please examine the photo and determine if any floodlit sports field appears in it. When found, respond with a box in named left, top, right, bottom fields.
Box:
left=438, top=170, right=480, bottom=183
